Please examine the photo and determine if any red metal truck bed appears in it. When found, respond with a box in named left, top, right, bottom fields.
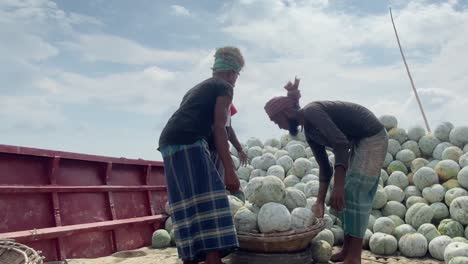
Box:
left=0, top=144, right=168, bottom=261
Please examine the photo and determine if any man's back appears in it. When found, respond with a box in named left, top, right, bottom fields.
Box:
left=302, top=100, right=383, bottom=142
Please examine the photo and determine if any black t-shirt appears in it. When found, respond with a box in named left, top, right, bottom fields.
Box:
left=158, top=77, right=233, bottom=148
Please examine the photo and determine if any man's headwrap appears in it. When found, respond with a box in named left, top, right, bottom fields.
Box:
left=264, top=77, right=301, bottom=118
left=212, top=47, right=245, bottom=74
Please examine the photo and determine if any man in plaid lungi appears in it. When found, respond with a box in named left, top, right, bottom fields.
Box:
left=158, top=47, right=245, bottom=264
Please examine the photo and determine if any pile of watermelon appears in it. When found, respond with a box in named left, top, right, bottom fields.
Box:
left=154, top=116, right=468, bottom=263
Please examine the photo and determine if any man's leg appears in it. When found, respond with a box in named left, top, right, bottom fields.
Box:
left=205, top=251, right=223, bottom=264
left=343, top=236, right=363, bottom=264
left=339, top=172, right=378, bottom=264
left=342, top=130, right=387, bottom=264
left=331, top=234, right=351, bottom=262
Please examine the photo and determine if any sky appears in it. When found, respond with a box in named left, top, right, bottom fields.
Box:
left=1, top=0, right=468, bottom=161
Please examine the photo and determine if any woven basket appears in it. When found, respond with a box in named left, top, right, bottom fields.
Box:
left=0, top=239, right=44, bottom=264
left=237, top=218, right=326, bottom=253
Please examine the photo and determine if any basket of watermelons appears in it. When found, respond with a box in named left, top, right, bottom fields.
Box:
left=236, top=218, right=325, bottom=253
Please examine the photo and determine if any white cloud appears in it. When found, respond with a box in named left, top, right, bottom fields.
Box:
left=61, top=34, right=206, bottom=65
left=0, top=0, right=103, bottom=93
left=214, top=0, right=468, bottom=145
left=0, top=0, right=213, bottom=136
left=171, top=5, right=191, bottom=17
left=67, top=12, right=102, bottom=26
left=0, top=29, right=59, bottom=62
left=370, top=87, right=468, bottom=131
left=0, top=0, right=102, bottom=36
left=0, top=95, right=65, bottom=131
left=0, top=0, right=78, bottom=63
left=222, top=0, right=466, bottom=59
left=387, top=1, right=466, bottom=48
left=34, top=58, right=217, bottom=116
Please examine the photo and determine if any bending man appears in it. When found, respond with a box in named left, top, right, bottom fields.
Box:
left=264, top=77, right=388, bottom=264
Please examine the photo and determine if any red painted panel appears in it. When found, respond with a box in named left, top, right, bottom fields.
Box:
left=114, top=224, right=153, bottom=252
left=113, top=192, right=150, bottom=219
left=57, top=159, right=106, bottom=186
left=0, top=153, right=49, bottom=185
left=149, top=166, right=166, bottom=185
left=152, top=192, right=168, bottom=215
left=27, top=239, right=59, bottom=262
left=59, top=193, right=111, bottom=225
left=0, top=193, right=54, bottom=233
left=110, top=164, right=144, bottom=186
left=62, top=230, right=113, bottom=259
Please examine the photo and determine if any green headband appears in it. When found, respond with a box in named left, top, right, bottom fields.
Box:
left=212, top=56, right=242, bottom=73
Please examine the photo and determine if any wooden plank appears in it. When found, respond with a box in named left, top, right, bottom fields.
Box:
left=0, top=215, right=166, bottom=243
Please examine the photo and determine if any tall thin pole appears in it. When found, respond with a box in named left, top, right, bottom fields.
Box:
left=389, top=7, right=431, bottom=132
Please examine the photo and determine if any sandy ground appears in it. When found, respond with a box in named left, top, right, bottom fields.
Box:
left=66, top=246, right=443, bottom=264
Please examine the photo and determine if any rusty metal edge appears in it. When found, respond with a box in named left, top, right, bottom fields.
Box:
left=0, top=185, right=167, bottom=193
left=0, top=144, right=164, bottom=166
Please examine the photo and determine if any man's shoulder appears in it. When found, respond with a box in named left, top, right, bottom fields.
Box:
left=192, top=77, right=232, bottom=95
left=200, top=77, right=232, bottom=88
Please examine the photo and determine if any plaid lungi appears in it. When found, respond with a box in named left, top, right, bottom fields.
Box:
left=210, top=149, right=225, bottom=181
left=341, top=129, right=388, bottom=238
left=210, top=150, right=245, bottom=202
left=160, top=140, right=238, bottom=262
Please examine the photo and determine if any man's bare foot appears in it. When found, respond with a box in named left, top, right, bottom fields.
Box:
left=343, top=236, right=363, bottom=264
left=331, top=251, right=346, bottom=262
left=205, top=251, right=222, bottom=264
left=343, top=259, right=360, bottom=264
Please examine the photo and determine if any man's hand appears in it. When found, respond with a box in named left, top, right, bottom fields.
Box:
left=312, top=200, right=325, bottom=218
left=330, top=186, right=345, bottom=213
left=225, top=169, right=240, bottom=193
left=238, top=150, right=248, bottom=166
left=331, top=165, right=346, bottom=213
